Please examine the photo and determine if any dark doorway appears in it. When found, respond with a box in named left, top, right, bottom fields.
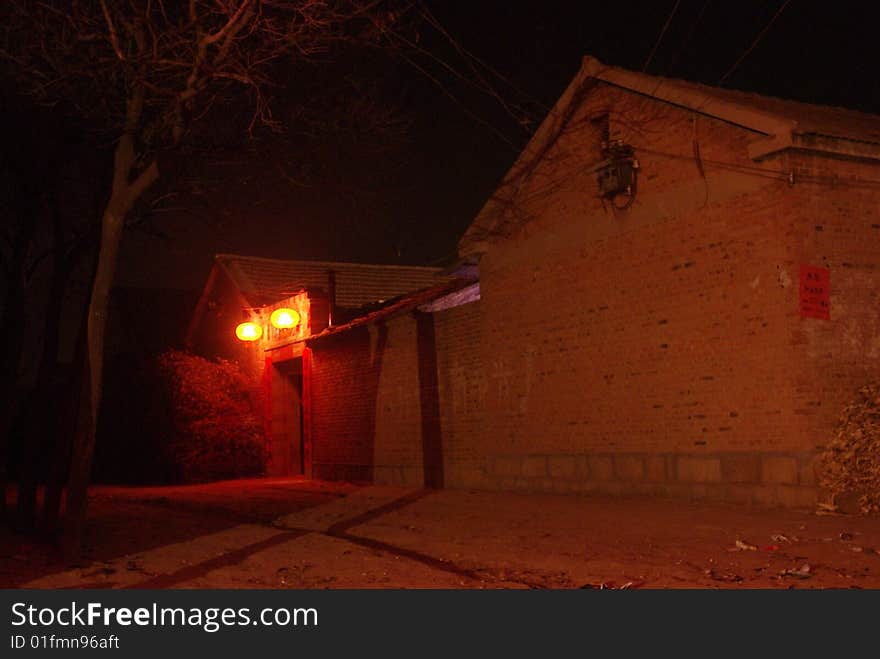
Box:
left=269, top=358, right=304, bottom=476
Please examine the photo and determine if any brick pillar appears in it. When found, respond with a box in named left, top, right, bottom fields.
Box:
left=302, top=346, right=313, bottom=478
left=262, top=355, right=273, bottom=457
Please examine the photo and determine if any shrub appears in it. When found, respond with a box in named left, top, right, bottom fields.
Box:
left=156, top=350, right=267, bottom=483
left=819, top=384, right=880, bottom=514
left=96, top=350, right=267, bottom=484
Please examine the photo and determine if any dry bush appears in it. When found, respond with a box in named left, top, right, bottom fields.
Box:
left=157, top=350, right=267, bottom=483
left=97, top=349, right=267, bottom=484
left=819, top=384, right=880, bottom=514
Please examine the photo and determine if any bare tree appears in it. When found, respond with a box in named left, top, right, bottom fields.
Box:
left=1, top=0, right=405, bottom=554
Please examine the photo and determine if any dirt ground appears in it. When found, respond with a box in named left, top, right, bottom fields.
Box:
left=3, top=478, right=880, bottom=589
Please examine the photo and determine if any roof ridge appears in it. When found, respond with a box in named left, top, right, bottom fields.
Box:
left=581, top=55, right=880, bottom=138
left=632, top=67, right=880, bottom=126
left=459, top=55, right=880, bottom=260
left=215, top=253, right=442, bottom=271
left=306, top=278, right=474, bottom=342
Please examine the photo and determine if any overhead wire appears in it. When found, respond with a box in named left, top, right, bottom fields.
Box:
left=417, top=0, right=634, bottom=153
left=395, top=49, right=522, bottom=152
left=455, top=2, right=880, bottom=246
left=417, top=2, right=551, bottom=114
left=642, top=0, right=682, bottom=73
left=412, top=0, right=795, bottom=156
left=385, top=25, right=534, bottom=135
left=682, top=0, right=794, bottom=120
left=717, top=0, right=793, bottom=86
left=664, top=0, right=714, bottom=73
left=367, top=5, right=557, bottom=153
left=483, top=136, right=880, bottom=220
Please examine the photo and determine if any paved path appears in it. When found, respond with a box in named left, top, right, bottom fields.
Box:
left=6, top=479, right=880, bottom=588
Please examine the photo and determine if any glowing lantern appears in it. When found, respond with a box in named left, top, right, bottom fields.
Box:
left=270, top=307, right=300, bottom=329
left=235, top=321, right=263, bottom=342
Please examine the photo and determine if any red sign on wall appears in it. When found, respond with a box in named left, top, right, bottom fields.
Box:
left=799, top=264, right=830, bottom=320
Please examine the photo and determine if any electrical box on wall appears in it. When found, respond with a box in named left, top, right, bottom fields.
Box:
left=596, top=140, right=639, bottom=209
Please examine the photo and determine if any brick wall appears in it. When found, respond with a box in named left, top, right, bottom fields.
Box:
left=307, top=301, right=484, bottom=487
left=435, top=300, right=486, bottom=488
left=371, top=315, right=426, bottom=484
left=308, top=326, right=379, bottom=481
left=218, top=81, right=879, bottom=509
left=194, top=274, right=486, bottom=484
left=464, top=82, right=880, bottom=506
left=308, top=314, right=434, bottom=483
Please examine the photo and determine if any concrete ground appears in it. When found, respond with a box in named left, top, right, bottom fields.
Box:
left=3, top=478, right=880, bottom=589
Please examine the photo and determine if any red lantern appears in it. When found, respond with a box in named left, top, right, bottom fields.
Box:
left=235, top=321, right=262, bottom=342
left=270, top=308, right=300, bottom=329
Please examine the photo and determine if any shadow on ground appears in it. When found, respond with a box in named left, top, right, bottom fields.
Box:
left=0, top=478, right=351, bottom=587
left=5, top=478, right=880, bottom=589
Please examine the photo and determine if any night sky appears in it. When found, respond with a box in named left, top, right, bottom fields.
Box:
left=115, top=0, right=880, bottom=291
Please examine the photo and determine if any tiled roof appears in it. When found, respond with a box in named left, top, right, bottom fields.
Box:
left=588, top=58, right=880, bottom=143
left=215, top=254, right=446, bottom=308
left=460, top=55, right=880, bottom=258
left=689, top=85, right=880, bottom=145
left=586, top=58, right=880, bottom=145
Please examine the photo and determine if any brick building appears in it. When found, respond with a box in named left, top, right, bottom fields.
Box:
left=187, top=254, right=455, bottom=476
left=300, top=277, right=479, bottom=484
left=193, top=57, right=880, bottom=507
left=454, top=56, right=880, bottom=507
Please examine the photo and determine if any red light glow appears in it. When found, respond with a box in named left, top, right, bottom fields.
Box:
left=235, top=321, right=263, bottom=341
left=270, top=308, right=300, bottom=329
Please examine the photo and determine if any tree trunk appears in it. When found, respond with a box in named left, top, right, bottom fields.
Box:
left=59, top=95, right=158, bottom=555
left=60, top=206, right=125, bottom=557
left=42, top=277, right=94, bottom=539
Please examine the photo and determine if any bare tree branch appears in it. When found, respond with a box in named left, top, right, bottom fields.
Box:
left=0, top=0, right=412, bottom=555
left=99, top=0, right=125, bottom=61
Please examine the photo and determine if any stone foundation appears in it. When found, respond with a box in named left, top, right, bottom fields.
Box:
left=482, top=451, right=820, bottom=509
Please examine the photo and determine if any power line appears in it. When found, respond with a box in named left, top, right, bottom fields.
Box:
left=389, top=21, right=534, bottom=132
left=365, top=4, right=554, bottom=150
left=665, top=0, right=714, bottom=73
left=642, top=0, right=682, bottom=73
left=718, top=0, right=793, bottom=86
left=396, top=49, right=522, bottom=152
left=418, top=2, right=551, bottom=115
left=485, top=135, right=880, bottom=216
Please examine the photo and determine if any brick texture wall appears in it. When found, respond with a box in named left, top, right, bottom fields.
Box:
left=244, top=83, right=880, bottom=510
left=308, top=326, right=380, bottom=481
left=467, top=83, right=880, bottom=507
left=307, top=302, right=484, bottom=487
left=435, top=300, right=486, bottom=488
left=308, top=314, right=435, bottom=483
